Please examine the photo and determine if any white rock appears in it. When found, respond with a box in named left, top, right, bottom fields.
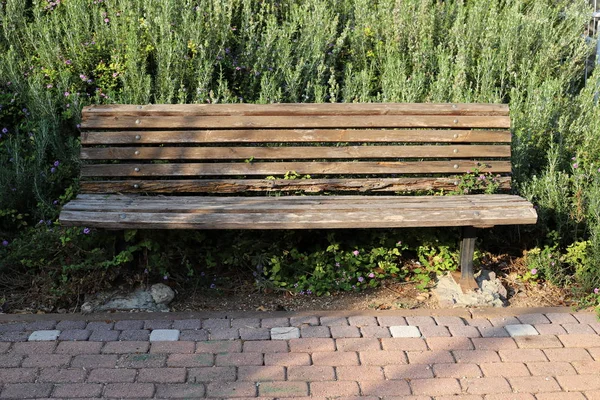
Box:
left=80, top=302, right=94, bottom=314
left=150, top=283, right=175, bottom=305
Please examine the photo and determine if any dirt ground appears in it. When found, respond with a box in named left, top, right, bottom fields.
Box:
left=168, top=255, right=574, bottom=313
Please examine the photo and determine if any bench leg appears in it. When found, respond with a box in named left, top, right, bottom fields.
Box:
left=458, top=226, right=479, bottom=292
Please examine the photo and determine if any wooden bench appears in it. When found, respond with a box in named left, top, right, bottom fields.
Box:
left=59, top=103, right=537, bottom=290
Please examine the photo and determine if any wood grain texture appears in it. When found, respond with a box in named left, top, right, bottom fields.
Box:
left=81, top=115, right=510, bottom=129
left=81, top=160, right=512, bottom=177
left=81, top=129, right=511, bottom=145
left=80, top=145, right=511, bottom=160
left=83, top=103, right=510, bottom=117
left=79, top=177, right=512, bottom=194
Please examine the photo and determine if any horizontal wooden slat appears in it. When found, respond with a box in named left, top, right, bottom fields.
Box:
left=81, top=161, right=512, bottom=177
left=81, top=129, right=511, bottom=145
left=79, top=177, right=512, bottom=194
left=81, top=115, right=511, bottom=130
left=83, top=103, right=510, bottom=117
left=58, top=207, right=537, bottom=230
left=80, top=145, right=511, bottom=161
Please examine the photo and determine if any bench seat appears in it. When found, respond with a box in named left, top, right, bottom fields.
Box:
left=60, top=194, right=536, bottom=230
left=59, top=102, right=537, bottom=289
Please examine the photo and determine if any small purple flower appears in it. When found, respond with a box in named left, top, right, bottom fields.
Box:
left=54, top=160, right=60, bottom=167
left=335, top=262, right=340, bottom=267
left=306, top=289, right=312, bottom=295
left=573, top=163, right=578, bottom=169
left=1, top=240, right=8, bottom=247
left=38, top=219, right=44, bottom=225
left=83, top=227, right=90, bottom=234
left=50, top=167, right=56, bottom=173
left=235, top=66, right=241, bottom=71
left=65, top=59, right=72, bottom=65
left=163, top=275, right=168, bottom=280
left=76, top=124, right=81, bottom=129
left=396, top=241, right=402, bottom=246
left=79, top=74, right=87, bottom=80
left=368, top=273, right=375, bottom=278
left=1, top=128, right=7, bottom=134
left=531, top=268, right=538, bottom=275
left=144, top=268, right=148, bottom=274
left=104, top=18, right=110, bottom=23
left=352, top=250, right=359, bottom=256
left=572, top=156, right=576, bottom=160
left=46, top=84, right=53, bottom=89
left=53, top=200, right=58, bottom=205
left=594, top=288, right=599, bottom=294
left=210, top=283, right=216, bottom=289
left=64, top=91, right=70, bottom=97
left=357, top=276, right=364, bottom=282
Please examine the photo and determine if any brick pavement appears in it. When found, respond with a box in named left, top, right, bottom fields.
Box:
left=0, top=308, right=598, bottom=399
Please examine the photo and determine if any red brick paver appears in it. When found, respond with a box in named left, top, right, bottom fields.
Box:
left=0, top=309, right=598, bottom=399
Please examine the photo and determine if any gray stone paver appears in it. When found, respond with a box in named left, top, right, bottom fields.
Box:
left=0, top=310, right=598, bottom=399
left=28, top=330, right=60, bottom=341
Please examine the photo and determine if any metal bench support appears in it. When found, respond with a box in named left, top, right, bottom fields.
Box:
left=459, top=226, right=479, bottom=292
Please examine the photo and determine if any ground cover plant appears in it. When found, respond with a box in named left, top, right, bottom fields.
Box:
left=1, top=0, right=600, bottom=312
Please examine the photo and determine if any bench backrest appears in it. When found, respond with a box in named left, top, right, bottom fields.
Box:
left=79, top=103, right=511, bottom=195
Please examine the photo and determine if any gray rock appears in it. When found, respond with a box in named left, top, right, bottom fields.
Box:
left=150, top=283, right=175, bottom=305
left=432, top=270, right=507, bottom=308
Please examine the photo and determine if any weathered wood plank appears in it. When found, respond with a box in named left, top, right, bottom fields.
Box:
left=81, top=129, right=511, bottom=145
left=81, top=115, right=511, bottom=130
left=81, top=161, right=512, bottom=177
left=83, top=103, right=510, bottom=117
left=80, top=145, right=511, bottom=160
left=58, top=207, right=538, bottom=229
left=79, top=177, right=512, bottom=194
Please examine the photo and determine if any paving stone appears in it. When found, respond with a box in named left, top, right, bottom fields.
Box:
left=38, top=367, right=86, bottom=383
left=114, top=320, right=144, bottom=330
left=383, top=364, right=434, bottom=379
left=288, top=365, right=336, bottom=381
left=543, top=348, right=593, bottom=362
left=499, top=348, right=547, bottom=362
left=117, top=353, right=166, bottom=368
left=240, top=327, right=270, bottom=340
left=86, top=321, right=114, bottom=331
left=360, top=326, right=391, bottom=338
left=188, top=366, right=236, bottom=382
left=545, top=313, right=579, bottom=324
left=206, top=381, right=257, bottom=397
left=202, top=318, right=230, bottom=329
left=28, top=330, right=60, bottom=341
left=336, top=338, right=381, bottom=352
left=195, top=340, right=241, bottom=353
left=88, top=329, right=120, bottom=342
left=155, top=383, right=206, bottom=398
left=527, top=361, right=577, bottom=376
left=573, top=313, right=600, bottom=324
left=104, top=383, right=156, bottom=398
left=258, top=382, right=308, bottom=397
left=310, top=381, right=360, bottom=397
left=562, top=323, right=597, bottom=334
left=348, top=316, right=378, bottom=326
left=505, top=324, right=539, bottom=337
left=466, top=318, right=493, bottom=328
left=58, top=329, right=91, bottom=341
left=22, top=354, right=71, bottom=368
left=209, top=328, right=239, bottom=340
left=138, top=367, right=186, bottom=383
left=151, top=341, right=195, bottom=354
left=360, top=379, right=411, bottom=396
left=433, top=363, right=482, bottom=378
left=319, top=316, right=349, bottom=326
left=24, top=320, right=57, bottom=331
left=290, top=316, right=319, bottom=326
left=406, top=316, right=437, bottom=326
left=52, top=383, right=103, bottom=398
left=261, top=317, right=290, bottom=328
left=452, top=350, right=501, bottom=363
left=449, top=325, right=481, bottom=338
left=71, top=354, right=117, bottom=368
left=330, top=325, right=361, bottom=338
left=478, top=326, right=509, bottom=337
left=119, top=329, right=150, bottom=341
left=556, top=374, right=600, bottom=391
left=517, top=313, right=551, bottom=325
left=271, top=327, right=300, bottom=340
left=55, top=320, right=86, bottom=330
left=289, top=338, right=335, bottom=352
left=0, top=331, right=30, bottom=342
left=427, top=337, right=474, bottom=351
left=238, top=365, right=286, bottom=381
left=509, top=376, right=562, bottom=393
left=419, top=325, right=451, bottom=337
left=390, top=325, right=421, bottom=338
left=0, top=343, right=10, bottom=353
left=231, top=318, right=261, bottom=328
left=435, top=316, right=467, bottom=326
left=172, top=319, right=202, bottom=330
left=472, top=337, right=517, bottom=350
left=479, top=362, right=530, bottom=377
left=264, top=352, right=311, bottom=366
left=359, top=350, right=407, bottom=365
left=0, top=323, right=26, bottom=332
left=534, top=324, right=567, bottom=335
left=0, top=383, right=52, bottom=398
left=558, top=334, right=600, bottom=348
left=167, top=353, right=213, bottom=367
left=88, top=367, right=137, bottom=383
left=406, top=350, right=455, bottom=364
left=216, top=352, right=263, bottom=366
left=0, top=353, right=24, bottom=367
left=461, top=377, right=512, bottom=394
left=243, top=340, right=288, bottom=353
left=377, top=316, right=407, bottom=326
left=488, top=316, right=520, bottom=326
left=381, top=337, right=428, bottom=351
left=150, top=329, right=180, bottom=342
left=55, top=341, right=103, bottom=354
left=102, top=341, right=149, bottom=354
left=515, top=335, right=563, bottom=349
left=144, top=319, right=173, bottom=330
left=300, top=326, right=330, bottom=338
left=179, top=329, right=209, bottom=341
left=0, top=368, right=37, bottom=382
left=312, top=351, right=359, bottom=366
